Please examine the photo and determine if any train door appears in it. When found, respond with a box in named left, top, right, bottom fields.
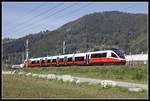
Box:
left=40, top=59, right=45, bottom=67
left=56, top=57, right=59, bottom=66
left=64, top=56, right=67, bottom=65
left=40, top=59, right=42, bottom=67
left=45, top=58, right=47, bottom=67
left=25, top=60, right=29, bottom=68
left=86, top=54, right=89, bottom=65
left=72, top=54, right=75, bottom=65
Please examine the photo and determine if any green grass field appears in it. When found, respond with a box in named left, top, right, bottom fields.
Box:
left=2, top=74, right=147, bottom=99
left=14, top=65, right=148, bottom=84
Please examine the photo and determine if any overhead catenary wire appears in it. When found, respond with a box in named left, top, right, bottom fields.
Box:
left=6, top=4, right=44, bottom=27
left=7, top=3, right=77, bottom=35
left=5, top=3, right=64, bottom=34
left=49, top=3, right=91, bottom=22
left=18, top=3, right=139, bottom=37
left=9, top=3, right=91, bottom=36
left=5, top=3, right=144, bottom=38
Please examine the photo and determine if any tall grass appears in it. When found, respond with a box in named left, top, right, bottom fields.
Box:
left=15, top=65, right=148, bottom=84
left=2, top=75, right=147, bottom=99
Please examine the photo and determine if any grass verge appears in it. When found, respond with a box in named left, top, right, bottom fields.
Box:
left=2, top=74, right=147, bottom=99
left=14, top=65, right=148, bottom=84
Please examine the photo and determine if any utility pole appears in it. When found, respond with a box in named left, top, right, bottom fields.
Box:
left=8, top=54, right=11, bottom=65
left=63, top=41, right=66, bottom=54
left=26, top=39, right=29, bottom=68
left=22, top=52, right=24, bottom=63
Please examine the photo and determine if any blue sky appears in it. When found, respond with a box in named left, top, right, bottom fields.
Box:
left=2, top=2, right=148, bottom=39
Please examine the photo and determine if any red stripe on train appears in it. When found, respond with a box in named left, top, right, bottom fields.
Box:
left=74, top=61, right=86, bottom=64
left=89, top=58, right=123, bottom=63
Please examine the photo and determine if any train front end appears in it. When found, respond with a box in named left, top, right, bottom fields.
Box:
left=111, top=48, right=126, bottom=65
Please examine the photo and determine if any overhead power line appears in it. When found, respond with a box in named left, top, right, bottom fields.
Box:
left=5, top=3, right=143, bottom=38
left=6, top=4, right=44, bottom=27
left=5, top=3, right=64, bottom=34
left=9, top=3, right=77, bottom=35
left=10, top=3, right=91, bottom=36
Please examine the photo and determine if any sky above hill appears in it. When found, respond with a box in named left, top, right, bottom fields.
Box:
left=2, top=2, right=148, bottom=39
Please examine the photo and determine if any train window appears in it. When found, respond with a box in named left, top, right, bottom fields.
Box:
left=64, top=56, right=68, bottom=61
left=111, top=53, right=118, bottom=58
left=41, top=60, right=45, bottom=63
left=91, top=53, right=107, bottom=58
left=59, top=58, right=64, bottom=62
left=68, top=57, right=72, bottom=62
left=31, top=61, right=36, bottom=64
left=28, top=60, right=32, bottom=64
left=45, top=59, right=47, bottom=63
left=113, top=49, right=125, bottom=59
left=75, top=57, right=84, bottom=61
left=57, top=57, right=59, bottom=61
left=47, top=59, right=51, bottom=63
left=52, top=59, right=56, bottom=62
left=37, top=60, right=39, bottom=63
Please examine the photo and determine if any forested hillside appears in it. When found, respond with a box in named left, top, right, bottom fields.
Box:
left=2, top=11, right=148, bottom=64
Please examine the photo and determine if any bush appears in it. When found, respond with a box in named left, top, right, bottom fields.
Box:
left=2, top=64, right=12, bottom=70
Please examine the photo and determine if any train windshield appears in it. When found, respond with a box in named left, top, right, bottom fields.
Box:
left=111, top=49, right=125, bottom=59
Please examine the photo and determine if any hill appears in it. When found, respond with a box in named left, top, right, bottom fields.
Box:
left=2, top=11, right=148, bottom=64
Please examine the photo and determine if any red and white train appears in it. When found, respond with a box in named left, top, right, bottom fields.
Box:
left=20, top=49, right=126, bottom=68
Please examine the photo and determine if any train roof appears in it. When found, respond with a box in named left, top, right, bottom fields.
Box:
left=56, top=55, right=65, bottom=58
left=87, top=50, right=113, bottom=54
left=29, top=57, right=42, bottom=61
left=74, top=53, right=86, bottom=57
left=63, top=54, right=74, bottom=57
left=51, top=54, right=75, bottom=58
left=28, top=50, right=119, bottom=61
